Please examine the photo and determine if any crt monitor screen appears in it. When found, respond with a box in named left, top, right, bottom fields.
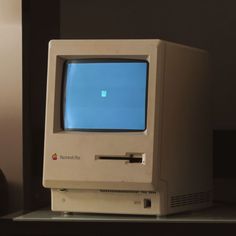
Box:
left=62, top=59, right=148, bottom=131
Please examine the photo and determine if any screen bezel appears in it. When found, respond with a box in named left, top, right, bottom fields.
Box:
left=61, top=58, right=149, bottom=132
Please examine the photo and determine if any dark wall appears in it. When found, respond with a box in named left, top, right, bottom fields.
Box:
left=60, top=0, right=236, bottom=130
left=22, top=0, right=236, bottom=210
left=22, top=0, right=60, bottom=210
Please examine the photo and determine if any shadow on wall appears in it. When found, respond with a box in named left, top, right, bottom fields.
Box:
left=0, top=114, right=22, bottom=213
left=0, top=169, right=8, bottom=215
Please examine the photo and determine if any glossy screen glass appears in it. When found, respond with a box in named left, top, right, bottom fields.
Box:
left=63, top=60, right=148, bottom=131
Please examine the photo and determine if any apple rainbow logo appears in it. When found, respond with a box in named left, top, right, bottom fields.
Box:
left=52, top=153, right=58, bottom=160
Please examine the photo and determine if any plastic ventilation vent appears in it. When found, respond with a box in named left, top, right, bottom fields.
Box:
left=170, top=192, right=211, bottom=208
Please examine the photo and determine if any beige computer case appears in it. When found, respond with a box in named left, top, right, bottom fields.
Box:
left=43, top=39, right=212, bottom=215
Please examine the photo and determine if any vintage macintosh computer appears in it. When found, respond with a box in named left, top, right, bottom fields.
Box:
left=43, top=39, right=212, bottom=215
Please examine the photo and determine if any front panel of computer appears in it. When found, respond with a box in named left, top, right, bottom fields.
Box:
left=43, top=40, right=163, bottom=192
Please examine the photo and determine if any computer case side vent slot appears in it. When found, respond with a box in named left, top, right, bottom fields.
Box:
left=170, top=191, right=211, bottom=208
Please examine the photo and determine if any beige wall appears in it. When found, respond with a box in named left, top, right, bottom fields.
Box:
left=0, top=0, right=22, bottom=212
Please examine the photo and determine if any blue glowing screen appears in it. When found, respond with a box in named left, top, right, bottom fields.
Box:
left=63, top=60, right=148, bottom=131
